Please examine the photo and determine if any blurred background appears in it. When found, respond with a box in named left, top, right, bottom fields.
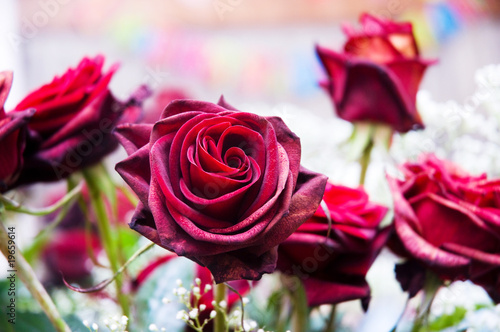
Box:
left=1, top=0, right=499, bottom=114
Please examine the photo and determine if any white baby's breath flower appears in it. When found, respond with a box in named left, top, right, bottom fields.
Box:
left=161, top=297, right=170, bottom=304
left=177, top=287, right=187, bottom=296
left=210, top=310, right=217, bottom=319
left=189, top=308, right=199, bottom=319
left=148, top=323, right=158, bottom=331
left=242, top=297, right=250, bottom=305
left=219, top=300, right=227, bottom=309
left=193, top=286, right=200, bottom=295
left=195, top=278, right=201, bottom=285
left=176, top=279, right=183, bottom=287
left=83, top=320, right=89, bottom=328
left=120, top=316, right=128, bottom=325
left=199, top=304, right=207, bottom=311
left=92, top=323, right=99, bottom=331
left=204, top=284, right=212, bottom=293
left=176, top=310, right=188, bottom=321
left=109, top=324, right=117, bottom=331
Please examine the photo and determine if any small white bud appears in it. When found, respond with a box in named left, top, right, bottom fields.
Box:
left=161, top=297, right=170, bottom=304
left=189, top=309, right=199, bottom=319
left=83, top=320, right=89, bottom=327
left=242, top=297, right=250, bottom=305
left=110, top=324, right=118, bottom=331
left=210, top=310, right=217, bottom=319
left=195, top=278, right=201, bottom=285
left=148, top=323, right=158, bottom=331
left=211, top=300, right=217, bottom=306
left=204, top=284, right=212, bottom=293
left=199, top=304, right=207, bottom=311
left=176, top=310, right=188, bottom=320
left=176, top=279, right=183, bottom=287
left=257, top=329, right=265, bottom=332
left=193, top=286, right=200, bottom=295
left=92, top=323, right=99, bottom=330
left=177, top=287, right=187, bottom=296
left=219, top=300, right=227, bottom=309
left=120, top=316, right=128, bottom=324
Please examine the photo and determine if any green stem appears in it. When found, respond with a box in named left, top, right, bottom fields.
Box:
left=1, top=182, right=82, bottom=216
left=0, top=214, right=71, bottom=332
left=82, top=168, right=130, bottom=319
left=24, top=179, right=79, bottom=264
left=359, top=139, right=374, bottom=186
left=411, top=271, right=442, bottom=332
left=214, top=283, right=228, bottom=332
left=281, top=274, right=308, bottom=332
left=323, top=305, right=337, bottom=332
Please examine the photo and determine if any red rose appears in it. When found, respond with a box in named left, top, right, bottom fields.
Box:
left=316, top=13, right=435, bottom=133
left=11, top=55, right=149, bottom=186
left=389, top=154, right=500, bottom=302
left=277, top=182, right=390, bottom=307
left=0, top=71, right=34, bottom=192
left=115, top=97, right=327, bottom=283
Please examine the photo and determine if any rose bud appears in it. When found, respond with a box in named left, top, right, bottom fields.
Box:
left=115, top=97, right=328, bottom=283
left=277, top=182, right=390, bottom=307
left=316, top=13, right=436, bottom=133
left=11, top=55, right=149, bottom=186
left=0, top=71, right=35, bottom=193
left=389, top=154, right=500, bottom=303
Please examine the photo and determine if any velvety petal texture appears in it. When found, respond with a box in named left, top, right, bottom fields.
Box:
left=10, top=56, right=149, bottom=187
left=115, top=98, right=328, bottom=283
left=277, top=182, right=390, bottom=307
left=389, top=154, right=500, bottom=303
left=316, top=13, right=435, bottom=133
left=0, top=71, right=34, bottom=193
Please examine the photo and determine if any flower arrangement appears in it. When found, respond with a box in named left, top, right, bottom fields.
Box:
left=1, top=13, right=500, bottom=332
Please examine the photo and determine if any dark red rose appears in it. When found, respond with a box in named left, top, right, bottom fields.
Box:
left=389, top=154, right=500, bottom=303
left=115, top=97, right=327, bottom=283
left=42, top=229, right=102, bottom=285
left=11, top=55, right=149, bottom=185
left=277, top=182, right=390, bottom=307
left=316, top=13, right=435, bottom=133
left=0, top=71, right=35, bottom=192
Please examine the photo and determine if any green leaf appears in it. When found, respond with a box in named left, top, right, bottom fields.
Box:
left=114, top=225, right=141, bottom=261
left=428, top=306, right=467, bottom=331
left=0, top=311, right=86, bottom=332
left=132, top=256, right=195, bottom=332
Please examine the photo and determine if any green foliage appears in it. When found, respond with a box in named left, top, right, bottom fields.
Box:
left=428, top=307, right=467, bottom=331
